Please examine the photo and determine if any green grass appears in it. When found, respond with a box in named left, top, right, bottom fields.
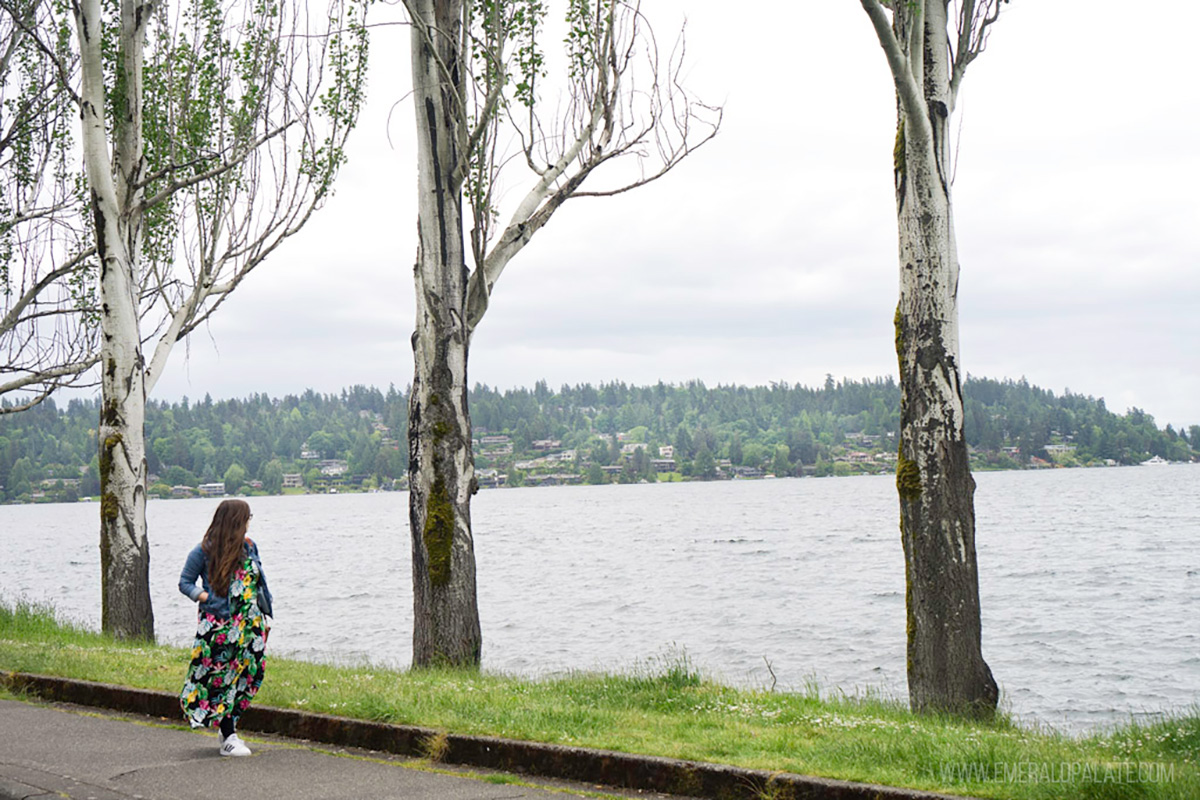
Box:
left=2, top=601, right=1196, bottom=800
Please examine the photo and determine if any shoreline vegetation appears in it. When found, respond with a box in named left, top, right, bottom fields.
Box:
left=1, top=603, right=1197, bottom=800
left=1, top=376, right=1197, bottom=505
left=14, top=458, right=1200, bottom=508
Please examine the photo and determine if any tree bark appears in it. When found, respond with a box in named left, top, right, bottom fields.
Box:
left=406, top=0, right=482, bottom=668
left=869, top=0, right=998, bottom=715
left=74, top=0, right=154, bottom=640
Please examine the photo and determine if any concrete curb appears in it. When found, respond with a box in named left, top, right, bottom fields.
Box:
left=0, top=774, right=57, bottom=800
left=2, top=671, right=977, bottom=800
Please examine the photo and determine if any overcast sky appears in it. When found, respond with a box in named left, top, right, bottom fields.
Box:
left=146, top=1, right=1200, bottom=429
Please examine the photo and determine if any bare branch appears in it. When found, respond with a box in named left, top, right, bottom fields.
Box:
left=0, top=356, right=99, bottom=398
left=859, top=0, right=930, bottom=146
left=140, top=122, right=295, bottom=211
left=1, top=0, right=96, bottom=410
left=133, top=0, right=369, bottom=392
left=0, top=247, right=94, bottom=337
left=462, top=0, right=722, bottom=333
left=950, top=0, right=1006, bottom=103
left=0, top=384, right=56, bottom=414
left=0, top=0, right=81, bottom=105
left=6, top=199, right=78, bottom=227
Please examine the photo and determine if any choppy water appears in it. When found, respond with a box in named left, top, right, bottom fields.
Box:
left=2, top=464, right=1197, bottom=733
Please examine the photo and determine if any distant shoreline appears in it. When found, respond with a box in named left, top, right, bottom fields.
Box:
left=13, top=459, right=1195, bottom=508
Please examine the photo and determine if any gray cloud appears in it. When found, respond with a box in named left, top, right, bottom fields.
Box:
left=138, top=0, right=1198, bottom=431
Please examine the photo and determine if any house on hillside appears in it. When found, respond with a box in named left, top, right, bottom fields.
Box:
left=319, top=460, right=348, bottom=476
left=524, top=473, right=583, bottom=487
left=479, top=435, right=513, bottom=456
left=476, top=469, right=507, bottom=488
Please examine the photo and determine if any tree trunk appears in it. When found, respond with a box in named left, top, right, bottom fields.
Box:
left=97, top=274, right=152, bottom=641
left=74, top=0, right=155, bottom=640
left=406, top=0, right=482, bottom=668
left=890, top=1, right=997, bottom=716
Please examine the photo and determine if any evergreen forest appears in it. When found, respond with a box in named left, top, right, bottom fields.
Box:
left=1, top=376, right=1196, bottom=503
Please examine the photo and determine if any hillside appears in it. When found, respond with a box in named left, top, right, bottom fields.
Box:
left=0, top=376, right=1195, bottom=502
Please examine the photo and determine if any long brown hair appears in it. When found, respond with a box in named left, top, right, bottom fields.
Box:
left=202, top=499, right=251, bottom=596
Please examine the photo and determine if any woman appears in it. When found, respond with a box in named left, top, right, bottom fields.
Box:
left=178, top=498, right=273, bottom=756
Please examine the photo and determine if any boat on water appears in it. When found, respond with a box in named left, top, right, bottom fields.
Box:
left=1141, top=455, right=1170, bottom=465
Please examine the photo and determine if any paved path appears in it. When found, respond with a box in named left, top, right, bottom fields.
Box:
left=0, top=699, right=672, bottom=800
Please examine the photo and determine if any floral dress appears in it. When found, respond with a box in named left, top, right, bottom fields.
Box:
left=179, top=554, right=268, bottom=729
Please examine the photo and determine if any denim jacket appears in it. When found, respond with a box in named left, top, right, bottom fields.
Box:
left=178, top=539, right=274, bottom=619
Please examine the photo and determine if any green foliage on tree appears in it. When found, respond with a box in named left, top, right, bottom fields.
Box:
left=223, top=463, right=246, bottom=495
left=9, top=456, right=32, bottom=498
left=164, top=466, right=198, bottom=488
left=693, top=444, right=716, bottom=480
left=728, top=436, right=744, bottom=466
left=772, top=445, right=791, bottom=478
left=262, top=460, right=284, bottom=494
left=626, top=426, right=650, bottom=444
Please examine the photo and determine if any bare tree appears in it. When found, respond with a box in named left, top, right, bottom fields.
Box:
left=68, top=0, right=368, bottom=639
left=402, top=0, right=720, bottom=666
left=1, top=0, right=98, bottom=413
left=858, top=0, right=1005, bottom=715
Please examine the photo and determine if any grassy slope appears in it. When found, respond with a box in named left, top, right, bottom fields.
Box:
left=1, top=603, right=1196, bottom=800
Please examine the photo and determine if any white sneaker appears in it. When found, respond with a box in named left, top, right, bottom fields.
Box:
left=219, top=732, right=252, bottom=757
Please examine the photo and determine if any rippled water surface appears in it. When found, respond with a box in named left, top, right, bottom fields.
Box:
left=2, top=464, right=1197, bottom=732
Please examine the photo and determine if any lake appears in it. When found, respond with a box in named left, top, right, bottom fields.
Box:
left=1, top=464, right=1197, bottom=733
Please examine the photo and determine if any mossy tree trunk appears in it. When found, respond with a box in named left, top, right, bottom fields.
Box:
left=406, top=0, right=482, bottom=668
left=861, top=0, right=1003, bottom=716
left=74, top=0, right=154, bottom=640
